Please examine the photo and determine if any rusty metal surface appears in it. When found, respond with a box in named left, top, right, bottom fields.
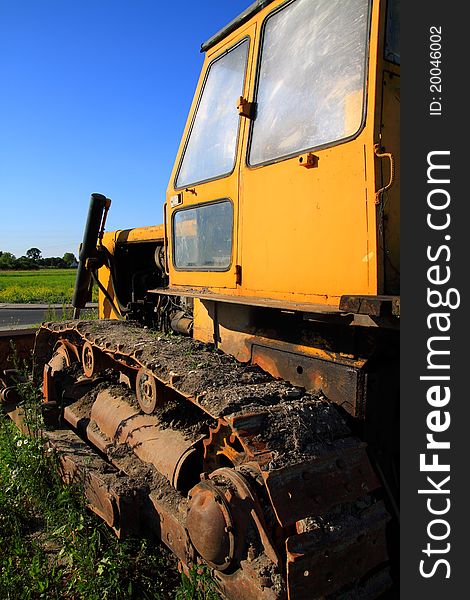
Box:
left=213, top=558, right=285, bottom=600
left=143, top=487, right=191, bottom=564
left=136, top=367, right=161, bottom=413
left=339, top=295, right=400, bottom=317
left=210, top=467, right=280, bottom=568
left=187, top=481, right=235, bottom=570
left=261, top=440, right=381, bottom=527
left=285, top=502, right=390, bottom=599
left=251, top=344, right=367, bottom=417
left=67, top=389, right=204, bottom=489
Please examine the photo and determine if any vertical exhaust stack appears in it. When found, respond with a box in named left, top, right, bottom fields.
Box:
left=72, top=193, right=110, bottom=318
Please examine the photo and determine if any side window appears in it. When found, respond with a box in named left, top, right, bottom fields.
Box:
left=176, top=40, right=249, bottom=188
left=249, top=0, right=370, bottom=166
left=173, top=200, right=234, bottom=270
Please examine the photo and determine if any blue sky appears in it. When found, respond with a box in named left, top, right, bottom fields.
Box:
left=0, top=0, right=250, bottom=258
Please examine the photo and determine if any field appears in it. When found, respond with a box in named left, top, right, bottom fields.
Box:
left=0, top=269, right=97, bottom=304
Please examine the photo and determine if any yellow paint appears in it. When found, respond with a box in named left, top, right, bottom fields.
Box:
left=114, top=225, right=164, bottom=244
left=97, top=226, right=165, bottom=319
left=163, top=0, right=398, bottom=311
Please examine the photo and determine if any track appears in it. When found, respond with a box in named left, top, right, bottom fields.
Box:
left=29, top=320, right=391, bottom=599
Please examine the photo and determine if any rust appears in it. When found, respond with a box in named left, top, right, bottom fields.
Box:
left=285, top=502, right=390, bottom=599
left=211, top=467, right=280, bottom=568
left=251, top=344, right=367, bottom=417
left=203, top=419, right=249, bottom=471
left=186, top=481, right=235, bottom=570
left=261, top=440, right=381, bottom=527
left=339, top=294, right=400, bottom=317
left=135, top=367, right=160, bottom=413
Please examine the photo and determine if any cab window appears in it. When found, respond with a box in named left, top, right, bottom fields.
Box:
left=176, top=40, right=249, bottom=188
left=173, top=200, right=233, bottom=270
left=249, top=0, right=370, bottom=166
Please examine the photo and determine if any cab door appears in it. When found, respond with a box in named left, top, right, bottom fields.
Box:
left=167, top=25, right=255, bottom=290
left=239, top=0, right=377, bottom=306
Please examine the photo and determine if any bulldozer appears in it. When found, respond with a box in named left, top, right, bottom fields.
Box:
left=0, top=0, right=400, bottom=598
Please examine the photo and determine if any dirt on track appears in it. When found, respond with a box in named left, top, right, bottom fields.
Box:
left=39, top=319, right=352, bottom=470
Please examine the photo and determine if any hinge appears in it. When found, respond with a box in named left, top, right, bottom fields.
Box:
left=235, top=264, right=242, bottom=285
left=237, top=96, right=256, bottom=119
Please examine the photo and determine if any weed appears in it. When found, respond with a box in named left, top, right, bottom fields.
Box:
left=43, top=305, right=97, bottom=323
left=176, top=565, right=220, bottom=600
left=0, top=371, right=219, bottom=599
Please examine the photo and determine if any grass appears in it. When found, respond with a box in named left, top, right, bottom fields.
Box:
left=0, top=375, right=219, bottom=599
left=0, top=270, right=98, bottom=304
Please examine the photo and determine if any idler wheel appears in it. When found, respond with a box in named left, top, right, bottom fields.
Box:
left=81, top=341, right=99, bottom=378
left=136, top=368, right=160, bottom=414
left=186, top=480, right=235, bottom=571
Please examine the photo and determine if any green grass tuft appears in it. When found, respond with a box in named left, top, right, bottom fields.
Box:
left=0, top=379, right=218, bottom=599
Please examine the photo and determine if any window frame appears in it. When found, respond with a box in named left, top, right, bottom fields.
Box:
left=247, top=0, right=373, bottom=169
left=174, top=37, right=250, bottom=190
left=384, top=0, right=400, bottom=65
left=171, top=198, right=235, bottom=272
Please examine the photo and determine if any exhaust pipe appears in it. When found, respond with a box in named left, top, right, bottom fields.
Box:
left=72, top=193, right=110, bottom=318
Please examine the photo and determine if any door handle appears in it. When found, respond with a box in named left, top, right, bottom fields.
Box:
left=374, top=143, right=396, bottom=204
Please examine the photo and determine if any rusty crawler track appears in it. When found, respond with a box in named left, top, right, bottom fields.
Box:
left=21, top=320, right=391, bottom=599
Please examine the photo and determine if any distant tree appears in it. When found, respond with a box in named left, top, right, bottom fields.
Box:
left=45, top=257, right=66, bottom=268
left=0, top=252, right=16, bottom=269
left=16, top=256, right=39, bottom=270
left=62, top=252, right=77, bottom=267
left=26, top=247, right=42, bottom=261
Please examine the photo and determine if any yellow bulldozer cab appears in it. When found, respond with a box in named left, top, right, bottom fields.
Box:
left=164, top=0, right=399, bottom=310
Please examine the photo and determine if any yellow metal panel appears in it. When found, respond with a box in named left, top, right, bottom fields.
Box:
left=115, top=225, right=164, bottom=244
left=162, top=0, right=395, bottom=311
left=240, top=139, right=373, bottom=301
left=97, top=226, right=164, bottom=319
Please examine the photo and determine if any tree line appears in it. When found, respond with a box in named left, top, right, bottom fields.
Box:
left=0, top=248, right=78, bottom=270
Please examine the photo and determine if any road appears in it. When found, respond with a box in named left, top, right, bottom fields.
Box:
left=0, top=304, right=97, bottom=330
